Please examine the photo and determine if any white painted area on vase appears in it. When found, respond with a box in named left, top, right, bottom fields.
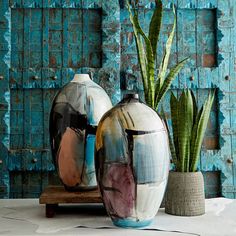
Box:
left=134, top=181, right=167, bottom=220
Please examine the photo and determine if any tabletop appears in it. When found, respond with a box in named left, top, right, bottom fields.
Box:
left=0, top=198, right=236, bottom=236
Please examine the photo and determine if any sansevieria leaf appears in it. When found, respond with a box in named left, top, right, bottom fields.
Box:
left=128, top=3, right=155, bottom=107
left=127, top=2, right=149, bottom=102
left=170, top=93, right=179, bottom=168
left=191, top=90, right=198, bottom=123
left=148, top=0, right=163, bottom=59
left=157, top=4, right=176, bottom=89
left=169, top=89, right=215, bottom=172
left=160, top=106, right=177, bottom=166
left=177, top=90, right=193, bottom=172
left=190, top=90, right=215, bottom=172
left=155, top=58, right=188, bottom=109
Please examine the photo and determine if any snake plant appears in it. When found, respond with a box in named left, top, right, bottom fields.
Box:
left=165, top=89, right=215, bottom=172
left=126, top=0, right=188, bottom=111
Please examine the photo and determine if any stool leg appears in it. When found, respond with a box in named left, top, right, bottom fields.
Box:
left=46, top=204, right=58, bottom=218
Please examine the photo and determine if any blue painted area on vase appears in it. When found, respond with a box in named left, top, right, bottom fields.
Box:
left=85, top=134, right=97, bottom=187
left=113, top=218, right=153, bottom=228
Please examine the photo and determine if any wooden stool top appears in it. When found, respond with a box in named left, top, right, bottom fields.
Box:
left=39, top=185, right=102, bottom=204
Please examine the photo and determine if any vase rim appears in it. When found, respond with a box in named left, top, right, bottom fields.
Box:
left=169, top=171, right=202, bottom=175
left=71, top=74, right=91, bottom=83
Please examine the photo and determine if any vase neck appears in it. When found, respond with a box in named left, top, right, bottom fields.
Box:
left=123, top=93, right=139, bottom=100
left=71, top=74, right=91, bottom=83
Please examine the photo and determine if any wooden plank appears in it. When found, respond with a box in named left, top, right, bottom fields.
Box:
left=87, top=9, right=102, bottom=68
left=67, top=9, right=83, bottom=68
left=209, top=0, right=234, bottom=198
left=10, top=171, right=23, bottom=198
left=23, top=8, right=30, bottom=69
left=0, top=0, right=11, bottom=198
left=30, top=9, right=42, bottom=68
left=49, top=9, right=63, bottom=68
left=82, top=9, right=89, bottom=67
left=22, top=172, right=42, bottom=198
left=42, top=8, right=49, bottom=67
left=62, top=9, right=69, bottom=68
left=39, top=186, right=102, bottom=204
left=229, top=0, right=236, bottom=198
left=10, top=9, right=24, bottom=70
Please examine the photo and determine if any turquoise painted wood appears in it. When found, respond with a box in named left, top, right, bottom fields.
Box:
left=0, top=0, right=235, bottom=198
left=0, top=0, right=121, bottom=198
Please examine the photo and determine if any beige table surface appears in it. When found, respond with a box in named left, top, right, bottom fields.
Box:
left=0, top=198, right=235, bottom=236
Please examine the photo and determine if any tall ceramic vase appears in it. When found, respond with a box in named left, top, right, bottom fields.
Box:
left=95, top=94, right=170, bottom=228
left=50, top=74, right=112, bottom=191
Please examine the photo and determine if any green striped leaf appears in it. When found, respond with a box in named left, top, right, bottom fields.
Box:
left=191, top=90, right=198, bottom=123
left=157, top=4, right=176, bottom=88
left=132, top=11, right=155, bottom=106
left=148, top=0, right=163, bottom=59
left=160, top=106, right=176, bottom=166
left=155, top=58, right=188, bottom=109
left=170, top=92, right=179, bottom=169
left=177, top=90, right=193, bottom=172
left=190, top=90, right=215, bottom=172
left=127, top=2, right=149, bottom=102
left=127, top=2, right=155, bottom=107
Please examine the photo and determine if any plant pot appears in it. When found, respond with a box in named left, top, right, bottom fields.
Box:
left=165, top=171, right=205, bottom=216
left=50, top=74, right=112, bottom=191
left=95, top=94, right=170, bottom=228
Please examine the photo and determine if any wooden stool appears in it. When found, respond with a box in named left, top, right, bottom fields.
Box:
left=39, top=186, right=102, bottom=218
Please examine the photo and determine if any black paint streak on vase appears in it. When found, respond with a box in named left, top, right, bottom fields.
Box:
left=125, top=129, right=160, bottom=135
left=50, top=100, right=98, bottom=191
left=50, top=102, right=87, bottom=166
left=126, top=130, right=138, bottom=221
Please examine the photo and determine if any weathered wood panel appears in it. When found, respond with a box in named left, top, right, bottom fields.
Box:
left=120, top=0, right=236, bottom=199
left=0, top=0, right=235, bottom=198
left=0, top=0, right=121, bottom=198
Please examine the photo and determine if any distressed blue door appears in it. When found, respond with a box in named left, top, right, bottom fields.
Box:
left=0, top=0, right=120, bottom=198
left=0, top=0, right=235, bottom=198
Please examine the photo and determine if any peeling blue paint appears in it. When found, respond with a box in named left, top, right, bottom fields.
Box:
left=0, top=0, right=235, bottom=198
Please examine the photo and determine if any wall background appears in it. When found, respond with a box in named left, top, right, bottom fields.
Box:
left=0, top=0, right=235, bottom=198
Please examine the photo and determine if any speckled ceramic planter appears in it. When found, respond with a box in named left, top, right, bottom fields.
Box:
left=95, top=94, right=170, bottom=228
left=50, top=74, right=112, bottom=191
left=165, top=171, right=205, bottom=216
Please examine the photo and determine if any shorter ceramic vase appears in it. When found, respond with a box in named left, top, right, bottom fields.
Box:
left=95, top=94, right=170, bottom=228
left=165, top=171, right=205, bottom=216
left=50, top=74, right=112, bottom=191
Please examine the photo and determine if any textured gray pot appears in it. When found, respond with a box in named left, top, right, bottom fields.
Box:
left=165, top=171, right=205, bottom=216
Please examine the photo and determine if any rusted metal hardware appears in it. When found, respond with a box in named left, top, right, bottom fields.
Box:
left=32, top=75, right=39, bottom=80
left=227, top=158, right=233, bottom=164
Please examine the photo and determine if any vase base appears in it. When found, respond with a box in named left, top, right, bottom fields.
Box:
left=113, top=218, right=153, bottom=228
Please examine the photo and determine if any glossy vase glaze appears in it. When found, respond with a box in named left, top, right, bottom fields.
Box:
left=50, top=74, right=112, bottom=191
left=95, top=94, right=170, bottom=228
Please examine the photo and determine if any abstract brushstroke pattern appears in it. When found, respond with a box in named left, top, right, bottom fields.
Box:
left=95, top=94, right=170, bottom=227
left=50, top=74, right=112, bottom=191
